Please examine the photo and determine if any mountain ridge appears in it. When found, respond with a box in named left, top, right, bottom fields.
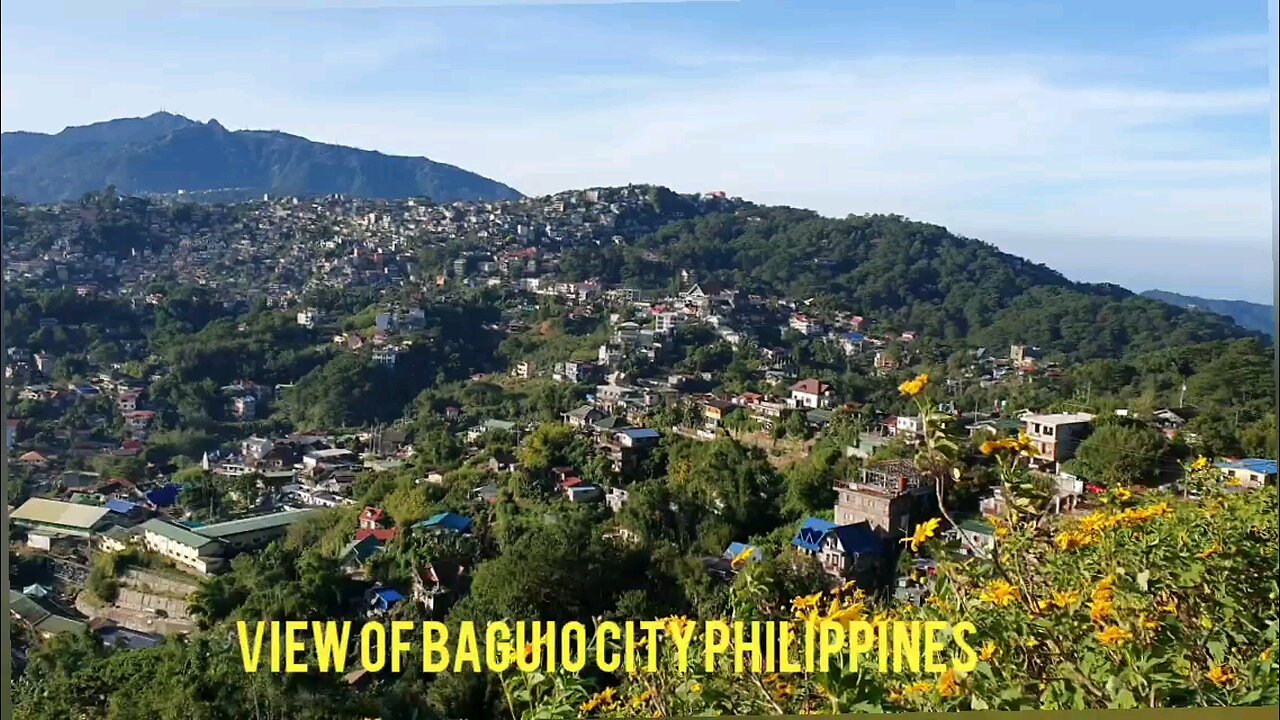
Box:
left=1, top=112, right=522, bottom=204
left=1140, top=289, right=1275, bottom=337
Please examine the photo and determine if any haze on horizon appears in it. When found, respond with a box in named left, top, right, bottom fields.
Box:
left=1, top=0, right=1273, bottom=304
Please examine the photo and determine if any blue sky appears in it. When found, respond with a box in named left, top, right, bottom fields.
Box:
left=2, top=0, right=1275, bottom=303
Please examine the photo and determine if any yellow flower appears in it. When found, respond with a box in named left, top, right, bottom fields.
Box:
left=979, top=439, right=1000, bottom=455
left=825, top=596, right=867, bottom=623
left=663, top=615, right=692, bottom=636
left=1096, top=626, right=1132, bottom=646
left=1260, top=646, right=1274, bottom=662
left=937, top=668, right=962, bottom=698
left=1055, top=530, right=1095, bottom=552
left=1138, top=614, right=1160, bottom=633
left=994, top=523, right=1011, bottom=540
left=902, top=517, right=942, bottom=552
left=630, top=690, right=653, bottom=709
left=1196, top=544, right=1221, bottom=559
left=1112, top=487, right=1133, bottom=502
left=904, top=681, right=934, bottom=695
left=791, top=592, right=823, bottom=613
left=1157, top=596, right=1178, bottom=614
left=690, top=682, right=702, bottom=694
left=729, top=546, right=755, bottom=569
left=580, top=687, right=619, bottom=713
left=1191, top=456, right=1212, bottom=471
left=1206, top=665, right=1236, bottom=687
left=979, top=642, right=997, bottom=661
left=978, top=580, right=1019, bottom=607
left=1226, top=477, right=1243, bottom=487
left=1052, top=590, right=1081, bottom=609
left=898, top=373, right=929, bottom=397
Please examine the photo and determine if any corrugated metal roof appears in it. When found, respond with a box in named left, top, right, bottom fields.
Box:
left=11, top=498, right=110, bottom=530
left=140, top=518, right=217, bottom=549
left=199, top=508, right=320, bottom=538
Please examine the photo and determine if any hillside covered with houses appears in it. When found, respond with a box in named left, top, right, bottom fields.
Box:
left=4, top=186, right=1277, bottom=718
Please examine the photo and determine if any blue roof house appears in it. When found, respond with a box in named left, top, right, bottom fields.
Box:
left=414, top=512, right=474, bottom=535
left=1214, top=458, right=1278, bottom=488
left=367, top=587, right=406, bottom=615
left=722, top=542, right=763, bottom=565
left=792, top=517, right=885, bottom=583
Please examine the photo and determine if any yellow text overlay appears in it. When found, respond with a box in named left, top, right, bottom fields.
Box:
left=236, top=620, right=979, bottom=675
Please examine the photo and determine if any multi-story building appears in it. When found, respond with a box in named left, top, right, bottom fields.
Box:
left=1021, top=412, right=1094, bottom=471
left=789, top=378, right=834, bottom=409
left=834, top=459, right=938, bottom=538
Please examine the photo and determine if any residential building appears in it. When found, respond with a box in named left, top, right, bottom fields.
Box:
left=791, top=517, right=884, bottom=583
left=296, top=308, right=321, bottom=328
left=789, top=378, right=834, bottom=409
left=834, top=459, right=938, bottom=538
left=416, top=512, right=474, bottom=535
left=1022, top=412, right=1094, bottom=470
left=372, top=347, right=399, bottom=367
left=1214, top=459, right=1278, bottom=488
left=232, top=396, right=257, bottom=421
left=564, top=405, right=605, bottom=429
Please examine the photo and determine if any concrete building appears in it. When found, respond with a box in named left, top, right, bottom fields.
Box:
left=1214, top=459, right=1278, bottom=488
left=834, top=460, right=938, bottom=538
left=1022, top=412, right=1094, bottom=470
left=11, top=498, right=112, bottom=539
left=139, top=519, right=226, bottom=575
left=789, top=378, right=834, bottom=409
left=139, top=509, right=319, bottom=575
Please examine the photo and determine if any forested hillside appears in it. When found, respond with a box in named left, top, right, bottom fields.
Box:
left=556, top=208, right=1261, bottom=360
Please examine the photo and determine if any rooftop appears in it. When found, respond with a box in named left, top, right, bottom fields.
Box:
left=11, top=498, right=111, bottom=530
left=1216, top=458, right=1278, bottom=475
left=199, top=508, right=320, bottom=538
left=1022, top=412, right=1095, bottom=425
left=140, top=518, right=218, bottom=550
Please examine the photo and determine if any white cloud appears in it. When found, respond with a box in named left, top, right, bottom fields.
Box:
left=1, top=23, right=1271, bottom=297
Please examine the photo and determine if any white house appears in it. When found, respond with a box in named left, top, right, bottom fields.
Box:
left=789, top=379, right=834, bottom=409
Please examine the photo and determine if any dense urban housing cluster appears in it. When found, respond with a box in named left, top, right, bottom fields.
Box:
left=3, top=185, right=1276, bottom=718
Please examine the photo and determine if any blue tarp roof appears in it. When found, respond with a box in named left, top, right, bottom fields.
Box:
left=144, top=484, right=181, bottom=508
left=791, top=517, right=836, bottom=553
left=416, top=512, right=473, bottom=533
left=105, top=499, right=140, bottom=515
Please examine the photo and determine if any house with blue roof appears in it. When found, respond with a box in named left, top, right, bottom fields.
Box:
left=104, top=498, right=149, bottom=526
left=366, top=587, right=406, bottom=615
left=415, top=512, right=474, bottom=535
left=616, top=428, right=661, bottom=447
left=839, top=332, right=866, bottom=354
left=722, top=542, right=763, bottom=565
left=792, top=517, right=885, bottom=585
left=1214, top=459, right=1278, bottom=488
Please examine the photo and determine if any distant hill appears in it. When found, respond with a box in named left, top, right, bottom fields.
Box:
left=1, top=112, right=522, bottom=204
left=1140, top=290, right=1275, bottom=337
